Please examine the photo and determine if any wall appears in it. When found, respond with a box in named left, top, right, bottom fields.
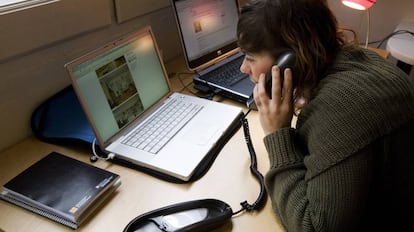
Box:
left=0, top=0, right=413, bottom=152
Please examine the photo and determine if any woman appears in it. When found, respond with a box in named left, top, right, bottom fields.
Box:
left=237, top=0, right=414, bottom=231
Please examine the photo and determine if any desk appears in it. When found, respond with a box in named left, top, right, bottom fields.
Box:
left=0, top=56, right=285, bottom=232
left=386, top=22, right=414, bottom=75
left=367, top=47, right=389, bottom=59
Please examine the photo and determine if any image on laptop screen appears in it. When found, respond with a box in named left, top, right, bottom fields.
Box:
left=69, top=33, right=170, bottom=144
left=172, top=0, right=240, bottom=70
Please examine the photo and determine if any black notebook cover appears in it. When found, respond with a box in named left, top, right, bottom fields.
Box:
left=0, top=152, right=121, bottom=229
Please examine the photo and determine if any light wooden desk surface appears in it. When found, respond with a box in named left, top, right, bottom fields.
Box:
left=0, top=56, right=285, bottom=232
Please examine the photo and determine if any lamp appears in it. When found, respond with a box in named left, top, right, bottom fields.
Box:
left=341, top=0, right=376, bottom=48
left=342, top=0, right=376, bottom=10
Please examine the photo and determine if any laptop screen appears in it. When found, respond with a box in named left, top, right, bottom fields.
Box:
left=66, top=27, right=170, bottom=144
left=172, top=0, right=240, bottom=70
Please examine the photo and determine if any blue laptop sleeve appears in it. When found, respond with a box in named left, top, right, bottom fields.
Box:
left=31, top=86, right=95, bottom=145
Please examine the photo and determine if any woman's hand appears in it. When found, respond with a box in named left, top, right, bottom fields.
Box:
left=253, top=65, right=294, bottom=136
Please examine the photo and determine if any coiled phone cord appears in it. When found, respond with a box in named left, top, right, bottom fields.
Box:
left=233, top=109, right=267, bottom=215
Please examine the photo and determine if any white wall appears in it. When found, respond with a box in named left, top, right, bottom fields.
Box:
left=0, top=0, right=413, bottom=152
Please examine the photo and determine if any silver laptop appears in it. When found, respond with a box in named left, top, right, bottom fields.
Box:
left=171, top=0, right=254, bottom=105
left=65, top=26, right=243, bottom=181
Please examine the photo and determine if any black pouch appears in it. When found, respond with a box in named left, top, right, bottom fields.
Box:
left=31, top=86, right=242, bottom=184
left=123, top=199, right=233, bottom=232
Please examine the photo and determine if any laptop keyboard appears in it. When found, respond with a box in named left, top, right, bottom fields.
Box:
left=121, top=98, right=203, bottom=154
left=202, top=55, right=246, bottom=87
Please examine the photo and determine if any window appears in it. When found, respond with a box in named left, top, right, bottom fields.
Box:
left=0, top=0, right=58, bottom=14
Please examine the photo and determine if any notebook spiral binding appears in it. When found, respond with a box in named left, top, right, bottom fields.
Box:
left=0, top=193, right=78, bottom=229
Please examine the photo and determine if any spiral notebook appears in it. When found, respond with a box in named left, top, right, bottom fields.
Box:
left=0, top=152, right=121, bottom=229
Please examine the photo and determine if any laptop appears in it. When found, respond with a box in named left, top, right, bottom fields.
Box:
left=171, top=0, right=255, bottom=105
left=65, top=26, right=243, bottom=182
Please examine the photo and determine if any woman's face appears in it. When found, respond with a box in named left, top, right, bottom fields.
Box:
left=240, top=51, right=274, bottom=84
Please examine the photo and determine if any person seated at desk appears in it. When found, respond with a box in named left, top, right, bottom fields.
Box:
left=237, top=0, right=414, bottom=231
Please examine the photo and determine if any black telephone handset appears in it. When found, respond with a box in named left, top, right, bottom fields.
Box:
left=247, top=50, right=296, bottom=110
left=265, top=50, right=296, bottom=98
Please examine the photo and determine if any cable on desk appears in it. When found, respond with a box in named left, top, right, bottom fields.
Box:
left=192, top=71, right=224, bottom=100
left=173, top=71, right=221, bottom=100
left=232, top=109, right=267, bottom=215
left=90, top=138, right=115, bottom=162
left=374, top=30, right=414, bottom=48
left=341, top=27, right=414, bottom=49
left=174, top=71, right=197, bottom=94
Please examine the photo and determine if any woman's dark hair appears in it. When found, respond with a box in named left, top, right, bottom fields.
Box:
left=237, top=0, right=352, bottom=101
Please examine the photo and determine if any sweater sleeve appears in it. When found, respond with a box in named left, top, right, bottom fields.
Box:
left=264, top=128, right=374, bottom=232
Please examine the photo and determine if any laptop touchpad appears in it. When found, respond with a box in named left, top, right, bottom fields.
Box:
left=184, top=123, right=219, bottom=146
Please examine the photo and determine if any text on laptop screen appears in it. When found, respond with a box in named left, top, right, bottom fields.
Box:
left=173, top=0, right=239, bottom=69
left=70, top=33, right=170, bottom=143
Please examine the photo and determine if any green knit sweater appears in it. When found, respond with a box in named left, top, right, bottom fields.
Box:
left=263, top=48, right=414, bottom=232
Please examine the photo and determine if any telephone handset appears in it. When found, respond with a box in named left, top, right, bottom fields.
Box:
left=264, top=50, right=296, bottom=98
left=247, top=50, right=296, bottom=110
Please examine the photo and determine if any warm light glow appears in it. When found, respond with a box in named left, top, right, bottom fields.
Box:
left=341, top=0, right=376, bottom=10
left=136, top=35, right=155, bottom=52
